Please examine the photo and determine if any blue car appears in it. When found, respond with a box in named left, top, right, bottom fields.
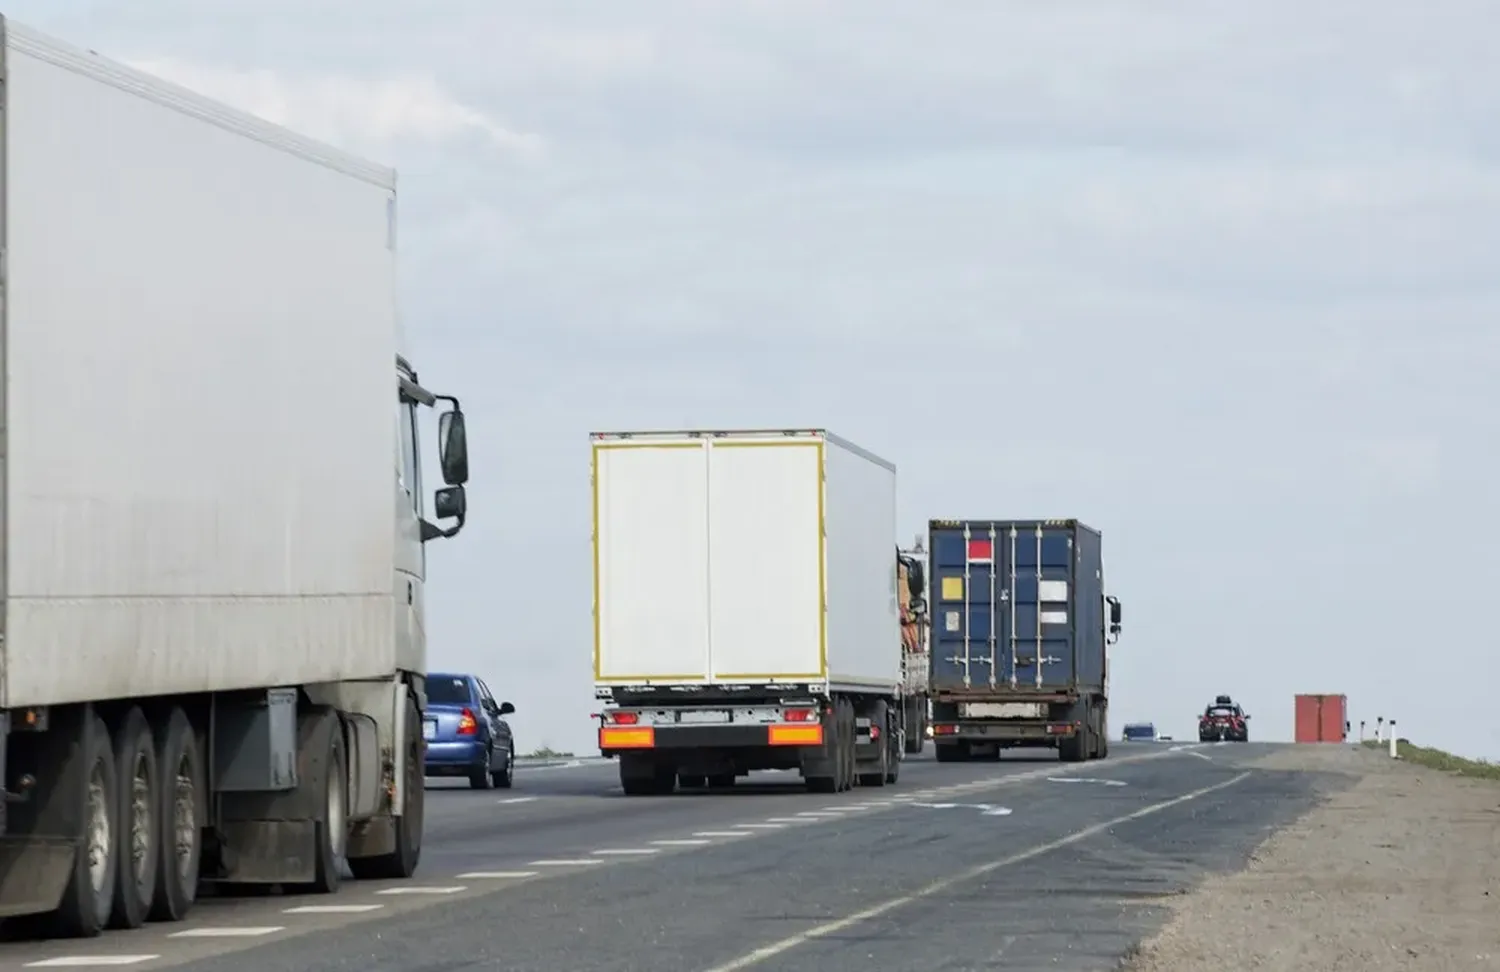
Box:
left=422, top=672, right=517, bottom=790
left=1122, top=722, right=1157, bottom=742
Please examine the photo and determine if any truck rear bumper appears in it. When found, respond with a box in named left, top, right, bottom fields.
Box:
left=931, top=720, right=1079, bottom=745
left=599, top=723, right=822, bottom=754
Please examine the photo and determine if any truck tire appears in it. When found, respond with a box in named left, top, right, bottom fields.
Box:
left=857, top=700, right=889, bottom=788
left=838, top=698, right=856, bottom=792
left=309, top=712, right=348, bottom=894
left=109, top=707, right=159, bottom=929
left=883, top=725, right=901, bottom=785
left=706, top=773, right=735, bottom=788
left=903, top=697, right=925, bottom=755
left=55, top=711, right=119, bottom=938
left=678, top=773, right=707, bottom=789
left=619, top=755, right=675, bottom=796
left=149, top=707, right=202, bottom=922
left=934, top=741, right=966, bottom=763
left=349, top=695, right=423, bottom=880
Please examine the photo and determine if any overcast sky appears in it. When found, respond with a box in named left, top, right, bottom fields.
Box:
left=14, top=1, right=1497, bottom=759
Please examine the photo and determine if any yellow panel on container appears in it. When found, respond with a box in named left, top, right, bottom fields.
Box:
left=941, top=576, right=964, bottom=601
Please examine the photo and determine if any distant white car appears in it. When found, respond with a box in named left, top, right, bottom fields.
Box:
left=1122, top=722, right=1159, bottom=742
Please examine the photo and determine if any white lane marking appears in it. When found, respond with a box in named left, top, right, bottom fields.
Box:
left=739, top=823, right=787, bottom=829
left=911, top=802, right=1013, bottom=816
left=651, top=838, right=711, bottom=847
left=457, top=870, right=540, bottom=879
left=693, top=830, right=753, bottom=838
left=377, top=885, right=466, bottom=895
left=169, top=926, right=285, bottom=938
left=592, top=848, right=660, bottom=856
left=283, top=904, right=384, bottom=914
left=24, top=961, right=160, bottom=969
left=763, top=817, right=812, bottom=824
left=697, top=772, right=1252, bottom=972
left=795, top=811, right=844, bottom=818
left=1045, top=777, right=1127, bottom=787
left=820, top=805, right=863, bottom=812
left=497, top=796, right=538, bottom=804
left=858, top=801, right=894, bottom=807
left=529, top=858, right=606, bottom=866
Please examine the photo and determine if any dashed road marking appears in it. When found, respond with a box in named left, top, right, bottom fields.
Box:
left=592, top=848, right=660, bottom=856
left=168, top=926, right=285, bottom=938
left=24, top=959, right=159, bottom=968
left=376, top=885, right=467, bottom=895
left=496, top=796, right=538, bottom=804
left=762, top=817, right=813, bottom=824
left=530, top=858, right=606, bottom=866
left=651, top=838, right=711, bottom=847
left=740, top=823, right=787, bottom=829
left=457, top=870, right=540, bottom=879
left=796, top=811, right=844, bottom=818
left=283, top=904, right=384, bottom=914
left=693, top=830, right=753, bottom=838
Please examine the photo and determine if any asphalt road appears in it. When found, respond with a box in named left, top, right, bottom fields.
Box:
left=3, top=742, right=1349, bottom=970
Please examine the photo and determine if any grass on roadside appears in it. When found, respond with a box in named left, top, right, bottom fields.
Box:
left=1363, top=739, right=1500, bottom=780
left=520, top=746, right=575, bottom=759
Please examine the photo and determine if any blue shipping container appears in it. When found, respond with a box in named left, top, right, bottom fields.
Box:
left=927, top=519, right=1106, bottom=695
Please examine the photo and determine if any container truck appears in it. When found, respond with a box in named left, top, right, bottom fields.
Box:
left=590, top=429, right=920, bottom=794
left=0, top=16, right=472, bottom=938
left=926, top=519, right=1122, bottom=763
left=1294, top=693, right=1348, bottom=743
left=897, top=537, right=931, bottom=755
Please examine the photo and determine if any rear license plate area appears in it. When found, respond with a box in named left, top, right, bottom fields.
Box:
left=677, top=709, right=731, bottom=725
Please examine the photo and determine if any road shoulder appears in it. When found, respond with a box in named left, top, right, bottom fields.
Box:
left=1125, top=745, right=1500, bottom=971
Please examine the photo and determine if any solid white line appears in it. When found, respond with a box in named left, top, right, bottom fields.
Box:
left=692, top=831, right=752, bottom=838
left=651, top=838, right=711, bottom=846
left=592, top=848, right=660, bottom=856
left=530, top=858, right=606, bottom=866
left=283, top=904, right=384, bottom=914
left=696, top=772, right=1252, bottom=972
left=457, top=870, right=540, bottom=879
left=25, top=960, right=160, bottom=969
left=168, top=926, right=285, bottom=938
left=376, top=885, right=466, bottom=895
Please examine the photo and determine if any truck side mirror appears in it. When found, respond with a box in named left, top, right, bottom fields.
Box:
left=434, top=485, right=466, bottom=521
left=1107, top=597, right=1122, bottom=625
left=907, top=561, right=925, bottom=597
left=908, top=597, right=928, bottom=618
left=438, top=408, right=469, bottom=485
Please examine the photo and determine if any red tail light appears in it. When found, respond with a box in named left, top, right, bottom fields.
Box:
left=608, top=711, right=640, bottom=725
left=783, top=708, right=815, bottom=723
left=457, top=708, right=478, bottom=735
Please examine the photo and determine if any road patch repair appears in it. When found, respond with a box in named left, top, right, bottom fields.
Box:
left=1124, top=743, right=1500, bottom=971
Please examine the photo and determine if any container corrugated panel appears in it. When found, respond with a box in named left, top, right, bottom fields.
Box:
left=1294, top=694, right=1348, bottom=742
left=927, top=519, right=1105, bottom=694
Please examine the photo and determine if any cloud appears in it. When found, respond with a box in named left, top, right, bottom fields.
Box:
left=125, top=56, right=545, bottom=158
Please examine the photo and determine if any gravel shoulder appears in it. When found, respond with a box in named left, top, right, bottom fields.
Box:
left=1126, top=744, right=1500, bottom=972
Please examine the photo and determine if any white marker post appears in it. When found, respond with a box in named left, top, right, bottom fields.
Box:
left=1389, top=720, right=1398, bottom=758
left=1376, top=717, right=1384, bottom=744
left=1358, top=720, right=1366, bottom=744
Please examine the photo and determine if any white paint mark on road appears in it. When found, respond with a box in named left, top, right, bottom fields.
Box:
left=739, top=823, right=787, bottom=829
left=592, top=848, right=660, bottom=856
left=1045, top=777, right=1127, bottom=786
left=796, top=811, right=845, bottom=818
left=762, top=817, right=813, bottom=824
left=651, top=838, right=711, bottom=847
left=169, top=926, right=285, bottom=938
left=283, top=904, right=384, bottom=914
left=24, top=960, right=160, bottom=968
left=457, top=870, right=540, bottom=879
left=529, top=858, right=606, bottom=866
left=911, top=802, right=1012, bottom=816
left=377, top=885, right=467, bottom=895
left=693, top=831, right=753, bottom=838
left=697, top=772, right=1252, bottom=972
left=496, top=796, right=538, bottom=804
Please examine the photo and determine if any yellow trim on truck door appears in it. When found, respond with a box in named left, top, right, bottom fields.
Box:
left=592, top=440, right=708, bottom=682
left=708, top=438, right=827, bottom=681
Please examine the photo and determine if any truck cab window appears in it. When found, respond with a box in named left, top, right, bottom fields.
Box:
left=399, top=401, right=422, bottom=517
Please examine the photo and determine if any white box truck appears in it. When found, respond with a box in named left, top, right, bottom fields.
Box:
left=0, top=16, right=472, bottom=938
left=590, top=429, right=927, bottom=794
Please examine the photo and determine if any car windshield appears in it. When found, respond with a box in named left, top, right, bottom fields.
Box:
left=428, top=676, right=472, bottom=705
left=1208, top=706, right=1236, bottom=718
left=1124, top=726, right=1154, bottom=738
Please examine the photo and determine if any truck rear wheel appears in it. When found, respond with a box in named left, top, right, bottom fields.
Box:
left=54, top=712, right=118, bottom=938
left=857, top=701, right=889, bottom=788
left=149, top=707, right=202, bottom=922
left=109, top=707, right=159, bottom=929
left=837, top=698, right=856, bottom=792
left=309, top=712, right=347, bottom=893
left=934, top=741, right=966, bottom=763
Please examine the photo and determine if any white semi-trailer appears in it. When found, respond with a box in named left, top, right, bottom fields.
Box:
left=591, top=429, right=923, bottom=794
left=0, top=17, right=472, bottom=938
